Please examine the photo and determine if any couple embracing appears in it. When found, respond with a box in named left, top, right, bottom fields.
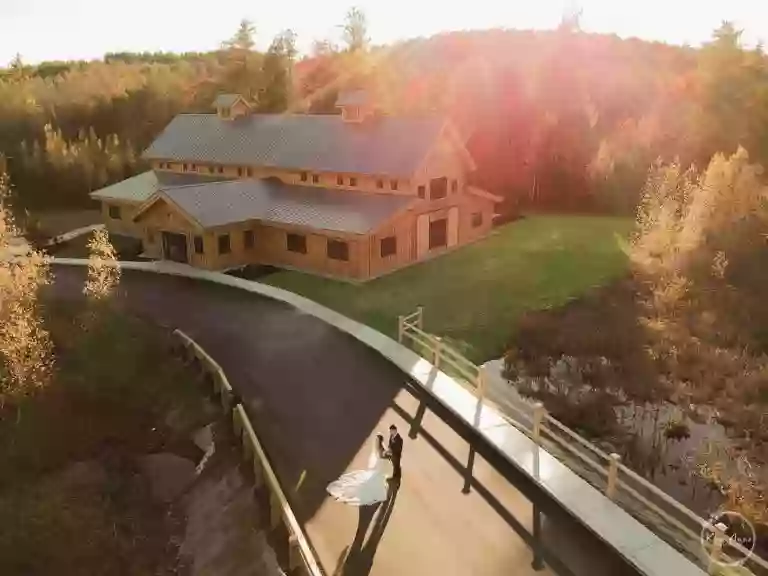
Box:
left=327, top=425, right=403, bottom=506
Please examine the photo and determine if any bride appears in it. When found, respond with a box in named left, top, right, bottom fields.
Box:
left=327, top=434, right=390, bottom=506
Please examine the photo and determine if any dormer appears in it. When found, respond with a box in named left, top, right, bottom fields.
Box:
left=336, top=90, right=374, bottom=123
left=214, top=93, right=251, bottom=121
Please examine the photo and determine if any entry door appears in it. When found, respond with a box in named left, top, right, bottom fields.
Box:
left=162, top=232, right=188, bottom=263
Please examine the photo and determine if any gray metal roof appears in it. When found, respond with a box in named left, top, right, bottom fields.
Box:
left=213, top=94, right=243, bottom=107
left=156, top=179, right=416, bottom=233
left=142, top=113, right=445, bottom=177
left=89, top=170, right=230, bottom=203
left=336, top=90, right=370, bottom=106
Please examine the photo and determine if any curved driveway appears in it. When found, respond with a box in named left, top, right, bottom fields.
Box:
left=51, top=265, right=636, bottom=576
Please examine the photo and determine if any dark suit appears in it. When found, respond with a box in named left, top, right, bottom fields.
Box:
left=388, top=433, right=403, bottom=479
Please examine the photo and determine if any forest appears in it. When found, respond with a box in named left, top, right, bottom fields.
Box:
left=1, top=11, right=767, bottom=216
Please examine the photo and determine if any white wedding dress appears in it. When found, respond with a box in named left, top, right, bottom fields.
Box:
left=326, top=444, right=390, bottom=506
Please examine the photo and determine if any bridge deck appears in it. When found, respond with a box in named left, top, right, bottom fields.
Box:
left=51, top=267, right=646, bottom=576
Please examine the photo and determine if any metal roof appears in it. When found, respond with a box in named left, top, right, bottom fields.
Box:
left=336, top=90, right=370, bottom=106
left=155, top=179, right=416, bottom=233
left=89, top=170, right=230, bottom=203
left=142, top=113, right=445, bottom=177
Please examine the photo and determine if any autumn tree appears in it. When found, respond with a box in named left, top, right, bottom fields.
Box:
left=0, top=174, right=53, bottom=408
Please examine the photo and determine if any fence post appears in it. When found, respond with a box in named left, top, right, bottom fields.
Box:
left=433, top=337, right=442, bottom=369
left=398, top=315, right=405, bottom=343
left=532, top=402, right=545, bottom=480
left=417, top=305, right=424, bottom=329
left=269, top=491, right=282, bottom=530
left=288, top=533, right=302, bottom=571
left=475, top=369, right=486, bottom=402
left=606, top=453, right=621, bottom=499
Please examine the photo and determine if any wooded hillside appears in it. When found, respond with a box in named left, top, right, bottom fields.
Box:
left=1, top=15, right=766, bottom=216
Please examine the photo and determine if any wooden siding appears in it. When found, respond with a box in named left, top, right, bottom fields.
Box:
left=369, top=211, right=417, bottom=277
left=252, top=223, right=368, bottom=280
left=99, top=200, right=143, bottom=238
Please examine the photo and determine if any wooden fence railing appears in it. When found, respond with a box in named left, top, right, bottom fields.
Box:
left=172, top=329, right=323, bottom=576
left=397, top=308, right=767, bottom=576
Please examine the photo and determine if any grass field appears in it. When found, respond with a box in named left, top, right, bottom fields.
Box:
left=265, top=215, right=634, bottom=362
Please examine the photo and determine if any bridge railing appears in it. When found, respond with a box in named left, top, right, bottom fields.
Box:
left=172, top=329, right=323, bottom=576
left=397, top=308, right=767, bottom=575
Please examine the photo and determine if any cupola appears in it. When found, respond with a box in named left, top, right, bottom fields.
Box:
left=336, top=90, right=374, bottom=123
left=213, top=93, right=251, bottom=120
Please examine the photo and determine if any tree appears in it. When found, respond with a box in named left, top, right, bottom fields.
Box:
left=83, top=228, right=120, bottom=304
left=0, top=174, right=53, bottom=409
left=223, top=19, right=256, bottom=51
left=342, top=7, right=369, bottom=52
left=221, top=19, right=262, bottom=100
left=259, top=29, right=298, bottom=112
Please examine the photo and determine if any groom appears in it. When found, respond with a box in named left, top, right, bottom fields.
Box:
left=386, top=424, right=403, bottom=482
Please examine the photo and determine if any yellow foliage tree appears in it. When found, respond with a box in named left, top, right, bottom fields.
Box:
left=0, top=174, right=53, bottom=408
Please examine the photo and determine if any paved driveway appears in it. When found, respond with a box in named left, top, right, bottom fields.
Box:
left=50, top=266, right=637, bottom=576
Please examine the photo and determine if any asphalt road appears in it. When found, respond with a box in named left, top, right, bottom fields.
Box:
left=50, top=265, right=639, bottom=576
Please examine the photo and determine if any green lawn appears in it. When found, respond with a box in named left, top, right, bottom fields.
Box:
left=264, top=215, right=634, bottom=363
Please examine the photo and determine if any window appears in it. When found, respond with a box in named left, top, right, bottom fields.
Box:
left=286, top=233, right=307, bottom=254
left=417, top=185, right=426, bottom=199
left=218, top=233, right=231, bottom=255
left=471, top=212, right=483, bottom=228
left=194, top=235, right=204, bottom=254
left=345, top=106, right=360, bottom=121
left=217, top=166, right=224, bottom=174
left=430, top=176, right=448, bottom=200
left=183, top=163, right=189, bottom=172
left=220, top=107, right=230, bottom=119
left=327, top=239, right=349, bottom=261
left=380, top=236, right=397, bottom=258
left=237, top=167, right=243, bottom=177
left=451, top=179, right=459, bottom=193
left=191, top=163, right=197, bottom=171
left=377, top=179, right=384, bottom=189
left=301, top=171, right=308, bottom=182
left=108, top=205, right=121, bottom=220
left=349, top=177, right=357, bottom=187
left=312, top=174, right=319, bottom=184
left=390, top=180, right=398, bottom=191
left=428, top=218, right=448, bottom=250
left=208, top=166, right=215, bottom=175
left=337, top=175, right=344, bottom=185
left=246, top=167, right=253, bottom=177
left=243, top=229, right=254, bottom=249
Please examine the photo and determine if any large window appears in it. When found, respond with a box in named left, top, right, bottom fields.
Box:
left=327, top=239, right=349, bottom=261
left=429, top=218, right=447, bottom=250
left=349, top=177, right=357, bottom=187
left=193, top=235, right=204, bottom=254
left=243, top=229, right=255, bottom=249
left=417, top=185, right=426, bottom=199
left=237, top=167, right=243, bottom=177
left=430, top=177, right=448, bottom=200
left=312, top=174, right=320, bottom=184
left=337, top=175, right=344, bottom=185
left=471, top=212, right=483, bottom=228
left=217, top=166, right=224, bottom=174
left=218, top=233, right=231, bottom=255
left=108, top=205, right=121, bottom=220
left=390, top=179, right=399, bottom=191
left=287, top=233, right=307, bottom=254
left=301, top=171, right=308, bottom=182
left=377, top=179, right=384, bottom=189
left=380, top=236, right=397, bottom=258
